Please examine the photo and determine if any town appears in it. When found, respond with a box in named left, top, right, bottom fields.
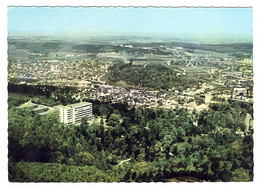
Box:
left=8, top=36, right=253, bottom=112
left=8, top=36, right=254, bottom=182
left=7, top=6, right=254, bottom=182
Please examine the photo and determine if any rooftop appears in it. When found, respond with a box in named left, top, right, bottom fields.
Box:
left=33, top=105, right=49, bottom=111
left=58, top=102, right=92, bottom=109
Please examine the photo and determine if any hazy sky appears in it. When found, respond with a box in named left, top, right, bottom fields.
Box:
left=8, top=7, right=253, bottom=42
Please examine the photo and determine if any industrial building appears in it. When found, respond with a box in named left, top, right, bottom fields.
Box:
left=59, top=102, right=93, bottom=125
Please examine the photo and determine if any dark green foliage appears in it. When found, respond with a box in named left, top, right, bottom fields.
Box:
left=108, top=63, right=197, bottom=90
left=9, top=162, right=113, bottom=182
left=107, top=113, right=120, bottom=127
left=8, top=93, right=31, bottom=109
left=8, top=84, right=79, bottom=106
left=8, top=96, right=253, bottom=182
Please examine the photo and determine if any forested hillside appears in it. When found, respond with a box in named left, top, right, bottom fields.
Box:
left=8, top=93, right=253, bottom=182
left=108, top=63, right=198, bottom=90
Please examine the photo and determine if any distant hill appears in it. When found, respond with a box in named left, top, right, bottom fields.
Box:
left=107, top=63, right=198, bottom=90
left=125, top=42, right=252, bottom=59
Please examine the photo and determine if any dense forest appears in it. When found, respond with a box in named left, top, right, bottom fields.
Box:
left=8, top=84, right=80, bottom=108
left=108, top=63, right=198, bottom=90
left=8, top=90, right=253, bottom=182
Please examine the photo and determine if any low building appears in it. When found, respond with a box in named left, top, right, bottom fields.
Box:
left=232, top=87, right=247, bottom=97
left=18, top=101, right=55, bottom=115
left=33, top=105, right=49, bottom=113
left=59, top=102, right=93, bottom=125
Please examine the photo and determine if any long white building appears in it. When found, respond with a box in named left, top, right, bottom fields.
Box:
left=59, top=102, right=93, bottom=125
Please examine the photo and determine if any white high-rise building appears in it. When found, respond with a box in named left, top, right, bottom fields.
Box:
left=59, top=102, right=93, bottom=125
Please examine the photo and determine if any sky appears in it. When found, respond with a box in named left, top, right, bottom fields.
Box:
left=8, top=7, right=253, bottom=42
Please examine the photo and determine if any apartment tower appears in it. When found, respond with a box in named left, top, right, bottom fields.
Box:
left=59, top=102, right=93, bottom=125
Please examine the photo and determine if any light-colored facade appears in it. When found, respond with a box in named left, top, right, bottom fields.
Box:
left=59, top=102, right=93, bottom=125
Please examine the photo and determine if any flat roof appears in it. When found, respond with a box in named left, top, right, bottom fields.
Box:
left=58, top=102, right=92, bottom=109
left=33, top=106, right=48, bottom=111
left=38, top=108, right=56, bottom=115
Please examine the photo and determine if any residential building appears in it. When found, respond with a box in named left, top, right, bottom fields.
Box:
left=59, top=102, right=93, bottom=125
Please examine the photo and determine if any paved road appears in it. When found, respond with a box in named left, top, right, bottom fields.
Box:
left=118, top=158, right=132, bottom=166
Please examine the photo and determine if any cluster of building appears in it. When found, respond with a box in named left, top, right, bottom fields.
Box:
left=9, top=41, right=254, bottom=141
left=20, top=101, right=93, bottom=125
left=10, top=43, right=253, bottom=115
left=85, top=84, right=210, bottom=112
left=8, top=58, right=107, bottom=86
left=231, top=87, right=253, bottom=102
